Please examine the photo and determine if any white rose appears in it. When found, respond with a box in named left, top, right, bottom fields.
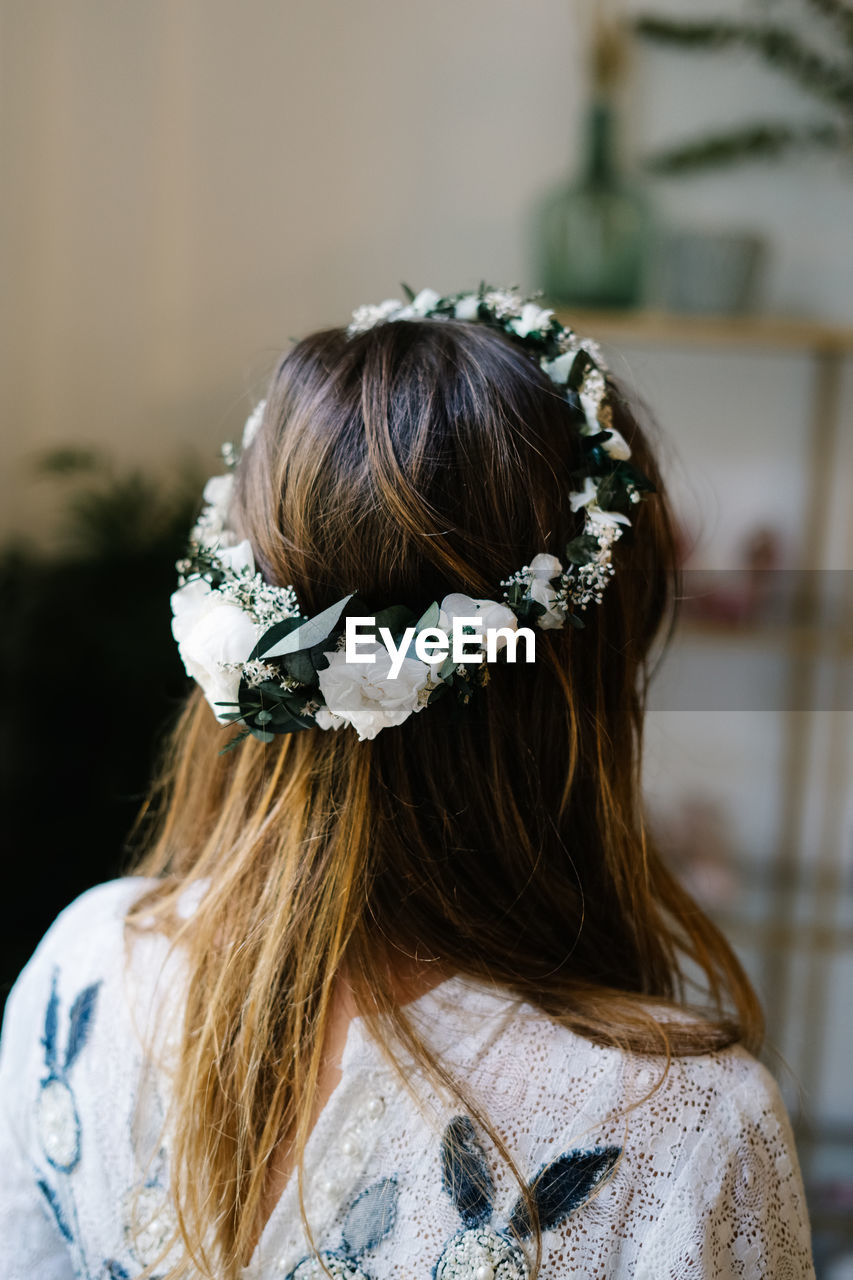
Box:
left=171, top=580, right=262, bottom=721
left=540, top=350, right=576, bottom=384
left=316, top=641, right=432, bottom=742
left=437, top=593, right=518, bottom=655
left=509, top=303, right=554, bottom=338
left=241, top=400, right=266, bottom=451
left=454, top=295, right=480, bottom=320
left=204, top=473, right=232, bottom=506
left=216, top=538, right=255, bottom=575
left=315, top=704, right=346, bottom=731
left=193, top=472, right=236, bottom=547
left=523, top=554, right=566, bottom=630
left=408, top=288, right=442, bottom=315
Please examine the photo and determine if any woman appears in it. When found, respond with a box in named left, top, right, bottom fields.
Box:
left=0, top=288, right=814, bottom=1279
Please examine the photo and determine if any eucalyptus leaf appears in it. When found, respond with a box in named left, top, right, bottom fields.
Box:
left=259, top=594, right=354, bottom=659
left=281, top=693, right=316, bottom=718
left=512, top=597, right=546, bottom=623
left=249, top=615, right=304, bottom=662
left=414, top=601, right=440, bottom=633
left=219, top=728, right=252, bottom=754
left=369, top=604, right=417, bottom=638
left=282, top=650, right=317, bottom=685
left=258, top=681, right=289, bottom=699
left=438, top=654, right=457, bottom=681
left=249, top=727, right=275, bottom=743
left=565, top=534, right=600, bottom=565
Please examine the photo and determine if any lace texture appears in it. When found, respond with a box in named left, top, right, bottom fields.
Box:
left=0, top=879, right=815, bottom=1279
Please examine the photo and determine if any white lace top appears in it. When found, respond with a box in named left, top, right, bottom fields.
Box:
left=0, top=878, right=815, bottom=1280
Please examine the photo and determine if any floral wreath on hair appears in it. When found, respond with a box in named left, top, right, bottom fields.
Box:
left=170, top=286, right=654, bottom=747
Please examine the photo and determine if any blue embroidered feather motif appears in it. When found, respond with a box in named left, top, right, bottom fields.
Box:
left=65, top=983, right=100, bottom=1071
left=440, top=1115, right=495, bottom=1228
left=37, top=1177, right=73, bottom=1242
left=506, top=1145, right=622, bottom=1236
left=285, top=1176, right=400, bottom=1279
left=41, top=971, right=60, bottom=1074
left=434, top=1117, right=622, bottom=1279
left=340, top=1176, right=399, bottom=1256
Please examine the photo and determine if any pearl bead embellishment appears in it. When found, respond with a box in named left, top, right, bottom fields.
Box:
left=434, top=1227, right=528, bottom=1280
left=37, top=1078, right=81, bottom=1172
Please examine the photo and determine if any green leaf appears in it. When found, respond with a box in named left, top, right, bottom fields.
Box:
left=282, top=649, right=317, bottom=685
left=438, top=654, right=457, bottom=681
left=369, top=604, right=417, bottom=637
left=259, top=594, right=355, bottom=659
left=594, top=475, right=625, bottom=512
left=249, top=727, right=275, bottom=743
left=567, top=350, right=593, bottom=391
left=400, top=282, right=416, bottom=302
left=511, top=597, right=546, bottom=624
left=256, top=709, right=273, bottom=725
left=219, top=727, right=252, bottom=754
left=414, top=601, right=440, bottom=632
left=565, top=534, right=600, bottom=565
left=258, top=680, right=289, bottom=698
left=616, top=460, right=656, bottom=493
left=249, top=616, right=304, bottom=662
left=268, top=703, right=317, bottom=732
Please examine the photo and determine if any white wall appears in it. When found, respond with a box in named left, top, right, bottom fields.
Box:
left=1, top=0, right=850, bottom=545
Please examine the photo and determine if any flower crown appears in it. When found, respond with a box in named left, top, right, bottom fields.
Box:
left=170, top=286, right=654, bottom=746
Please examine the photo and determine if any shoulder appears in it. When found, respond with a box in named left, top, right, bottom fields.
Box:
left=0, top=878, right=164, bottom=1176
left=0, top=877, right=164, bottom=1110
left=9, top=878, right=157, bottom=980
left=498, top=995, right=795, bottom=1167
left=410, top=984, right=813, bottom=1274
left=473, top=997, right=812, bottom=1273
left=2, top=878, right=159, bottom=1035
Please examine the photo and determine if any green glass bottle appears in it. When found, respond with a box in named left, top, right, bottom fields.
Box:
left=537, top=98, right=651, bottom=309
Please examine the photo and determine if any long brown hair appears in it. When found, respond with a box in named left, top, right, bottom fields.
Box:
left=128, top=317, right=762, bottom=1278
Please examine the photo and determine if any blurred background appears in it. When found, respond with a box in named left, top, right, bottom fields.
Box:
left=1, top=0, right=851, bottom=1271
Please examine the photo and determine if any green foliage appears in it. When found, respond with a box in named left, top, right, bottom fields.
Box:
left=33, top=448, right=205, bottom=560
left=646, top=121, right=842, bottom=174
left=258, top=594, right=354, bottom=659
left=634, top=6, right=853, bottom=173
left=0, top=451, right=207, bottom=990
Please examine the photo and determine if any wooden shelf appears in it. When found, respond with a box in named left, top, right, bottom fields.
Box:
left=549, top=307, right=853, bottom=355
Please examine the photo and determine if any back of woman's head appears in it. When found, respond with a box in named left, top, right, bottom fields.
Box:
left=129, top=310, right=761, bottom=1279
left=226, top=317, right=674, bottom=989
